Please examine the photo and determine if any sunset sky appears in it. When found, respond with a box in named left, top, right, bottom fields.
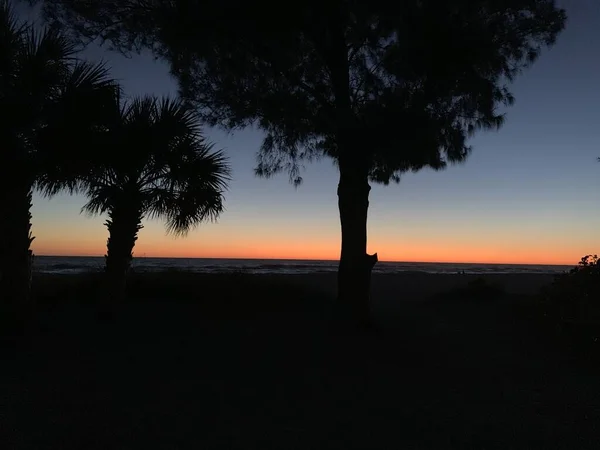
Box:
left=23, top=1, right=600, bottom=265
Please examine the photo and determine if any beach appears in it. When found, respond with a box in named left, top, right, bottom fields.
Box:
left=289, top=271, right=557, bottom=297
left=3, top=0, right=595, bottom=447
left=2, top=271, right=598, bottom=449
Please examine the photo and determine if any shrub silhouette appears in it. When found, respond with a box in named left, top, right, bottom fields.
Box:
left=540, top=255, right=600, bottom=344
left=439, top=277, right=506, bottom=302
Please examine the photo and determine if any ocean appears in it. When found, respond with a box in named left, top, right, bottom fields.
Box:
left=33, top=256, right=573, bottom=276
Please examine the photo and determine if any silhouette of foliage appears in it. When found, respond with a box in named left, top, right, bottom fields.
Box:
left=34, top=1, right=566, bottom=179
left=80, top=94, right=230, bottom=300
left=35, top=0, right=566, bottom=321
left=0, top=0, right=116, bottom=311
left=462, top=277, right=505, bottom=300
left=543, top=255, right=600, bottom=325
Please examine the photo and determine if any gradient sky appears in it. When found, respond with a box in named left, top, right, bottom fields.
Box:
left=22, top=0, right=600, bottom=264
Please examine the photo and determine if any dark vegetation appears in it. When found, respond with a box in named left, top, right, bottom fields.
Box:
left=0, top=0, right=116, bottom=310
left=535, top=255, right=600, bottom=356
left=2, top=0, right=599, bottom=445
left=35, top=0, right=566, bottom=322
left=435, top=276, right=508, bottom=302
left=0, top=1, right=230, bottom=315
left=79, top=95, right=230, bottom=301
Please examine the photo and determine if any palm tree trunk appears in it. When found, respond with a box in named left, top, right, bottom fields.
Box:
left=104, top=204, right=143, bottom=303
left=0, top=185, right=35, bottom=330
left=336, top=158, right=378, bottom=326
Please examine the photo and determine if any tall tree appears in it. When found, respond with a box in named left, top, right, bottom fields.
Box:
left=36, top=0, right=566, bottom=323
left=0, top=0, right=115, bottom=317
left=80, top=95, right=230, bottom=301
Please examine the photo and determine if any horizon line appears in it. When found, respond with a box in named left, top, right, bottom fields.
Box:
left=35, top=254, right=576, bottom=267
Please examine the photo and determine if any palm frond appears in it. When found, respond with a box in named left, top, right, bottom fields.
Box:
left=0, top=0, right=22, bottom=32
left=80, top=179, right=123, bottom=216
left=154, top=96, right=202, bottom=142
left=35, top=60, right=119, bottom=197
left=19, top=25, right=76, bottom=98
left=80, top=92, right=230, bottom=236
left=67, top=59, right=116, bottom=91
left=27, top=21, right=76, bottom=62
left=0, top=1, right=29, bottom=82
left=145, top=141, right=230, bottom=235
left=2, top=3, right=121, bottom=198
left=163, top=188, right=225, bottom=236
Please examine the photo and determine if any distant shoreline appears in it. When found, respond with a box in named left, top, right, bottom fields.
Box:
left=31, top=255, right=573, bottom=277
left=33, top=254, right=575, bottom=268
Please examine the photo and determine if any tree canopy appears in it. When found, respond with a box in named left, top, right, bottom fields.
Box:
left=35, top=0, right=566, bottom=185
left=34, top=0, right=567, bottom=318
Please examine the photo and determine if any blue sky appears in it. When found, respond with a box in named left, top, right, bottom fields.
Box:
left=23, top=0, right=600, bottom=264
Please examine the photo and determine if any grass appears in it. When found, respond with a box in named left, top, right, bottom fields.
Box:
left=2, top=272, right=600, bottom=449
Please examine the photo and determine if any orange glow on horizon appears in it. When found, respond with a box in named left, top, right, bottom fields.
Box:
left=32, top=240, right=584, bottom=266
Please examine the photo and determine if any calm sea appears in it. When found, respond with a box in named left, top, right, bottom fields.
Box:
left=33, top=256, right=573, bottom=276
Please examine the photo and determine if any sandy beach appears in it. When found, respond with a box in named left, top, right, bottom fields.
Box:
left=284, top=271, right=557, bottom=298
left=3, top=0, right=595, bottom=447
left=2, top=271, right=598, bottom=449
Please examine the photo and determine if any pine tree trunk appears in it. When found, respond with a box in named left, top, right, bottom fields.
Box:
left=336, top=160, right=378, bottom=326
left=323, top=16, right=378, bottom=326
left=104, top=203, right=143, bottom=304
left=0, top=185, right=35, bottom=330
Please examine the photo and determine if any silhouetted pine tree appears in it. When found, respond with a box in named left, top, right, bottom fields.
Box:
left=36, top=0, right=566, bottom=324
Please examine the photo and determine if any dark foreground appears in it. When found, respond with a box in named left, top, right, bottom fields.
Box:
left=1, top=272, right=599, bottom=449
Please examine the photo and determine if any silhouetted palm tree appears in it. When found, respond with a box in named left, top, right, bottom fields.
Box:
left=81, top=95, right=230, bottom=300
left=0, top=0, right=115, bottom=313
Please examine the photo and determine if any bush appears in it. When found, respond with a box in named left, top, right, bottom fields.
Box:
left=466, top=277, right=505, bottom=298
left=436, top=276, right=506, bottom=302
left=543, top=255, right=600, bottom=316
left=541, top=255, right=600, bottom=340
